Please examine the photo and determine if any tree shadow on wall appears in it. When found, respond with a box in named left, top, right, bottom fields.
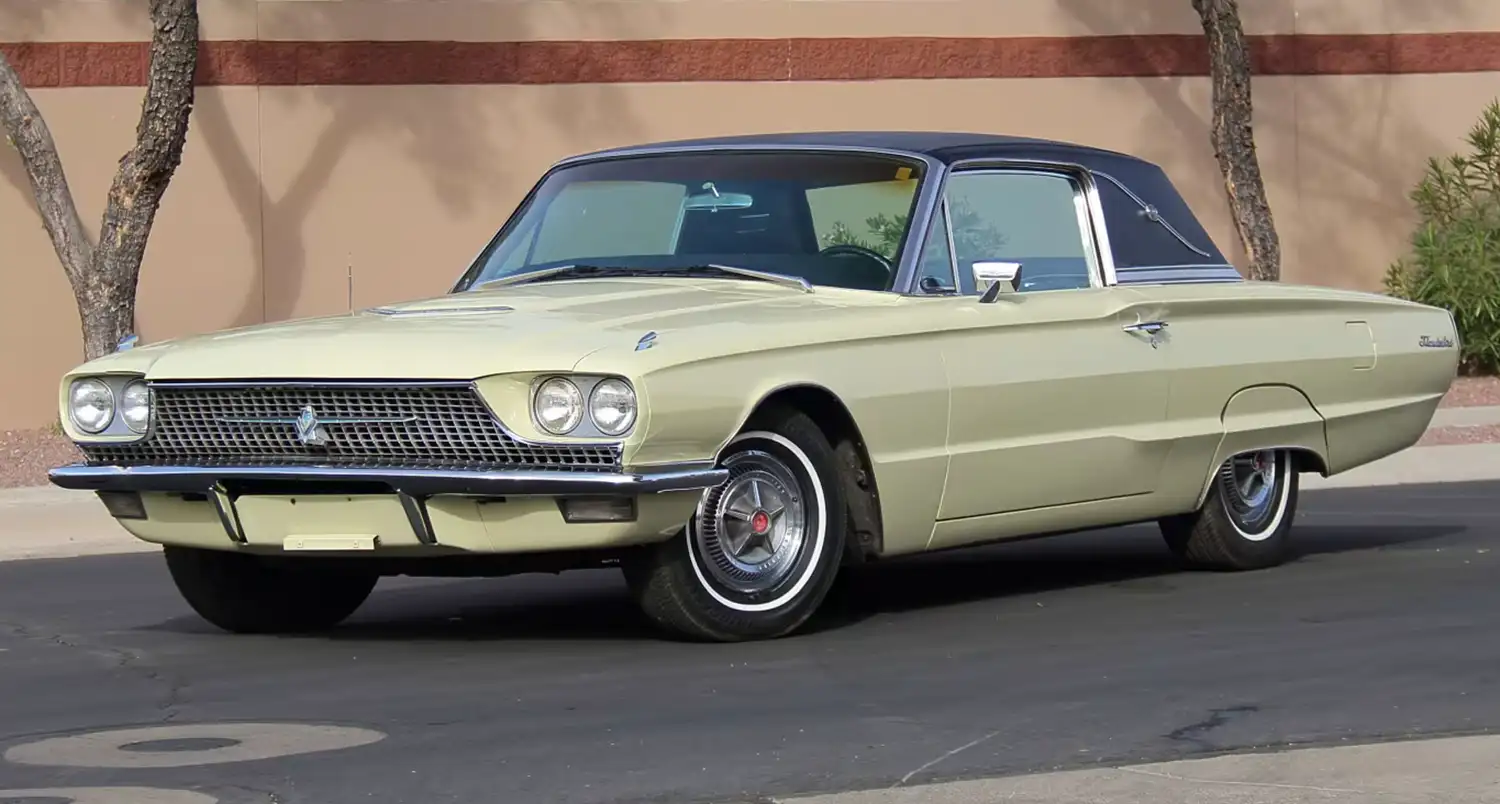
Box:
left=189, top=1, right=656, bottom=330
left=1054, top=0, right=1470, bottom=286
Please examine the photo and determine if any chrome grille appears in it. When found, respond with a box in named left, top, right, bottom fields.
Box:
left=79, top=382, right=622, bottom=472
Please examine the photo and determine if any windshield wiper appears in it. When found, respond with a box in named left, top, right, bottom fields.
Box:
left=474, top=264, right=628, bottom=289
left=682, top=264, right=815, bottom=294
left=476, top=263, right=814, bottom=293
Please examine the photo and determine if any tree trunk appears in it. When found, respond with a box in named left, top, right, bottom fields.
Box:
left=0, top=0, right=199, bottom=360
left=1192, top=0, right=1282, bottom=281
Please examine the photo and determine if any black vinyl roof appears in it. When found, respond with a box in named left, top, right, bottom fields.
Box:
left=572, top=130, right=1233, bottom=274
left=579, top=130, right=1154, bottom=168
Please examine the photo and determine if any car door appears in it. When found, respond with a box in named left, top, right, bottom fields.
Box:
left=919, top=166, right=1176, bottom=535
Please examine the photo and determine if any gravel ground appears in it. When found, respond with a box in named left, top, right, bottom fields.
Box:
left=1, top=427, right=80, bottom=490
left=1421, top=423, right=1500, bottom=446
left=1442, top=375, right=1500, bottom=407
left=2, top=376, right=1498, bottom=490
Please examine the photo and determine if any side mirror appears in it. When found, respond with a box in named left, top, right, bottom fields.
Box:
left=973, top=261, right=1023, bottom=304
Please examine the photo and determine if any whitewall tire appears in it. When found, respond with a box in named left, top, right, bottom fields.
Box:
left=1160, top=448, right=1299, bottom=571
left=622, top=407, right=848, bottom=641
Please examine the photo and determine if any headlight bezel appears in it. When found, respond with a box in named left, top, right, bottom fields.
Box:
left=529, top=374, right=638, bottom=439
left=63, top=374, right=153, bottom=441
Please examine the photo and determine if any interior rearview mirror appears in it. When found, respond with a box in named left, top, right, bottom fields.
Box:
left=973, top=261, right=1023, bottom=303
left=683, top=182, right=754, bottom=212
left=684, top=193, right=754, bottom=212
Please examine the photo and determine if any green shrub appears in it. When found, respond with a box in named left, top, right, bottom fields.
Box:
left=1384, top=100, right=1500, bottom=375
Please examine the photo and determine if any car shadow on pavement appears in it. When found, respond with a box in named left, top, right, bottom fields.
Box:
left=138, top=519, right=1461, bottom=643
left=802, top=521, right=1463, bottom=633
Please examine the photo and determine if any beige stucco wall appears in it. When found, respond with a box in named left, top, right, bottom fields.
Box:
left=2, top=0, right=1498, bottom=430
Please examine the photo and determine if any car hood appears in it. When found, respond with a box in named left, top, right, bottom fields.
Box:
left=98, top=277, right=895, bottom=381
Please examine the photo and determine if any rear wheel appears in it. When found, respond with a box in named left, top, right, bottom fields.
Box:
left=163, top=546, right=378, bottom=634
left=1160, top=448, right=1299, bottom=571
left=622, top=407, right=848, bottom=642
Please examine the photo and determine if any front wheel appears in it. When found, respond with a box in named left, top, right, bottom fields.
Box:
left=622, top=407, right=848, bottom=642
left=1160, top=448, right=1299, bottom=571
left=164, top=546, right=379, bottom=634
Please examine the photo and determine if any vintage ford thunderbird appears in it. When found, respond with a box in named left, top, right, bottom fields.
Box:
left=49, top=132, right=1460, bottom=641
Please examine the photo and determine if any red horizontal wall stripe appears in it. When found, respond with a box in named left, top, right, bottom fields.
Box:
left=3, top=33, right=1499, bottom=88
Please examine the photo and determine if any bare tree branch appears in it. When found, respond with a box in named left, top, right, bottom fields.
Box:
left=0, top=0, right=199, bottom=360
left=0, top=50, right=94, bottom=288
left=83, top=0, right=200, bottom=358
left=1192, top=0, right=1282, bottom=281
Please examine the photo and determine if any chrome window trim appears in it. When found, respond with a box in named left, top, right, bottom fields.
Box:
left=910, top=197, right=962, bottom=296
left=454, top=144, right=946, bottom=297
left=1114, top=264, right=1244, bottom=285
left=937, top=160, right=1112, bottom=292
left=939, top=198, right=961, bottom=293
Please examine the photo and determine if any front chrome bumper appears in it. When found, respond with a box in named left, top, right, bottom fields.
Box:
left=48, top=462, right=728, bottom=497
left=50, top=462, right=727, bottom=548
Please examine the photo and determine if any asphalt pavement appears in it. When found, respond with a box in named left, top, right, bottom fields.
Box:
left=1, top=479, right=1499, bottom=803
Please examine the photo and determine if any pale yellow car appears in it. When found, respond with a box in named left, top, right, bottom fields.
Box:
left=49, top=132, right=1460, bottom=642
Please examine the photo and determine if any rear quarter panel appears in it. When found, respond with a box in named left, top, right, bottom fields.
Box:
left=1130, top=282, right=1458, bottom=510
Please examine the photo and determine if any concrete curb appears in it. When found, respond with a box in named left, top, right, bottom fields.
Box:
left=0, top=484, right=81, bottom=509
left=776, top=734, right=1500, bottom=803
left=1301, top=442, right=1500, bottom=490
left=1431, top=404, right=1500, bottom=429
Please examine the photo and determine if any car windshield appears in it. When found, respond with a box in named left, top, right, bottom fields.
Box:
left=459, top=150, right=927, bottom=293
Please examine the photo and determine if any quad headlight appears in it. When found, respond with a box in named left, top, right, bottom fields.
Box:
left=534, top=377, right=585, bottom=435
left=66, top=375, right=152, bottom=437
left=588, top=378, right=637, bottom=436
left=120, top=379, right=152, bottom=433
left=532, top=375, right=637, bottom=437
left=68, top=378, right=115, bottom=434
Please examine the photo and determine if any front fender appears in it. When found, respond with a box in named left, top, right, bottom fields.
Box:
left=584, top=338, right=952, bottom=556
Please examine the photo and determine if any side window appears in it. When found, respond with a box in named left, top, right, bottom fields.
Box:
left=805, top=179, right=920, bottom=262
left=530, top=181, right=687, bottom=263
left=943, top=171, right=1097, bottom=294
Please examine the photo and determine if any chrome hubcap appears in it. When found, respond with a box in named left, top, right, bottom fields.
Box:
left=1219, top=449, right=1281, bottom=537
left=694, top=449, right=809, bottom=595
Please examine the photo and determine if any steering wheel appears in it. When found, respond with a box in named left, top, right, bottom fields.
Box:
left=818, top=244, right=895, bottom=289
left=819, top=244, right=894, bottom=270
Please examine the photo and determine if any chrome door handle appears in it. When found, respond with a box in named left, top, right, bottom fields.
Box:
left=1123, top=321, right=1168, bottom=334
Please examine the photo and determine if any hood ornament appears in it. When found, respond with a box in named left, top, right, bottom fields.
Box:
left=636, top=331, right=658, bottom=351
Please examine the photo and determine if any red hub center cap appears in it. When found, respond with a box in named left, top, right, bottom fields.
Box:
left=750, top=510, right=771, bottom=535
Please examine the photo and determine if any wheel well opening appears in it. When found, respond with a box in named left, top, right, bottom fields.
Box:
left=1288, top=447, right=1329, bottom=477
left=749, top=386, right=884, bottom=563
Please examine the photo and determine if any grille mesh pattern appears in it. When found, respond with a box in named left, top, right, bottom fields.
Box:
left=80, top=383, right=622, bottom=472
